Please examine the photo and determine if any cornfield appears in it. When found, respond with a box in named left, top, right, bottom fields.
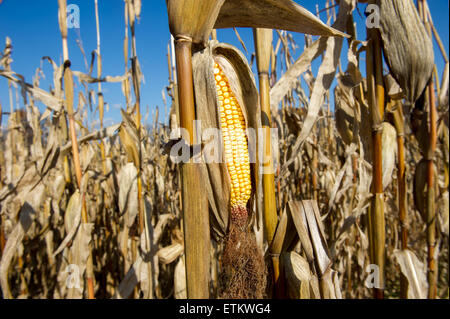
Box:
left=0, top=0, right=448, bottom=300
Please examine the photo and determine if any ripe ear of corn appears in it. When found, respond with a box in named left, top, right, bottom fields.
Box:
left=191, top=42, right=266, bottom=298
left=192, top=41, right=262, bottom=239
left=213, top=61, right=251, bottom=222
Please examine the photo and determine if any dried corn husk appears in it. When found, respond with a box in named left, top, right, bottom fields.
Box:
left=285, top=200, right=342, bottom=299
left=393, top=249, right=428, bottom=299
left=282, top=251, right=312, bottom=299
left=167, top=0, right=346, bottom=45
left=0, top=184, right=45, bottom=299
left=157, top=243, right=184, bottom=264
left=384, top=73, right=404, bottom=101
left=174, top=256, right=187, bottom=299
left=413, top=159, right=438, bottom=221
left=118, top=109, right=140, bottom=168
left=64, top=190, right=82, bottom=235
left=287, top=201, right=314, bottom=264
left=376, top=0, right=434, bottom=105
left=321, top=269, right=341, bottom=299
left=335, top=84, right=355, bottom=146
left=166, top=0, right=225, bottom=44
left=334, top=37, right=372, bottom=151
left=192, top=41, right=261, bottom=238
left=67, top=222, right=94, bottom=299
left=118, top=163, right=138, bottom=228
left=381, top=122, right=397, bottom=190
left=438, top=191, right=449, bottom=236
left=52, top=190, right=82, bottom=257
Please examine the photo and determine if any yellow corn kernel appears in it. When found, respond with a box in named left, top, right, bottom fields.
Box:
left=214, top=61, right=252, bottom=208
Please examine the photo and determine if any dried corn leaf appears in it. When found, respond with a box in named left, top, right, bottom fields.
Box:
left=215, top=0, right=347, bottom=37
left=270, top=206, right=296, bottom=255
left=309, top=275, right=321, bottom=299
left=326, top=148, right=355, bottom=215
left=302, top=200, right=331, bottom=276
left=119, top=110, right=140, bottom=167
left=320, top=270, right=337, bottom=299
left=0, top=160, right=40, bottom=203
left=413, top=159, right=438, bottom=221
left=174, top=256, right=187, bottom=299
left=0, top=70, right=63, bottom=113
left=80, top=143, right=95, bottom=173
left=393, top=249, right=428, bottom=299
left=114, top=256, right=143, bottom=299
left=114, top=242, right=154, bottom=299
left=157, top=243, right=183, bottom=265
left=67, top=222, right=94, bottom=299
left=287, top=200, right=314, bottom=263
left=384, top=73, right=404, bottom=100
left=153, top=214, right=174, bottom=243
left=333, top=271, right=343, bottom=299
left=138, top=258, right=154, bottom=299
left=281, top=0, right=354, bottom=172
left=439, top=63, right=449, bottom=107
left=39, top=142, right=60, bottom=178
left=0, top=184, right=45, bottom=299
left=118, top=163, right=138, bottom=228
left=60, top=123, right=120, bottom=156
left=233, top=27, right=248, bottom=55
left=438, top=191, right=449, bottom=236
left=335, top=83, right=356, bottom=146
left=53, top=190, right=82, bottom=257
left=72, top=71, right=129, bottom=84
left=270, top=38, right=327, bottom=116
left=133, top=0, right=142, bottom=19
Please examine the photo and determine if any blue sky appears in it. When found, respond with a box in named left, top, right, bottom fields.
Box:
left=0, top=0, right=448, bottom=129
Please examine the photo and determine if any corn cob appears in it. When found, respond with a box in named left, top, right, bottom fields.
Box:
left=213, top=61, right=251, bottom=225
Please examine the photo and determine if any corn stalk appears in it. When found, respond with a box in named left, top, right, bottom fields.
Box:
left=94, top=0, right=108, bottom=179
left=175, top=39, right=210, bottom=298
left=418, top=0, right=438, bottom=299
left=392, top=103, right=408, bottom=298
left=366, top=25, right=386, bottom=299
left=57, top=0, right=95, bottom=299
left=166, top=0, right=221, bottom=298
left=253, top=28, right=279, bottom=294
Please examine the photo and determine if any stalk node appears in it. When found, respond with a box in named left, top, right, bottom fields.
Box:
left=175, top=35, right=193, bottom=43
